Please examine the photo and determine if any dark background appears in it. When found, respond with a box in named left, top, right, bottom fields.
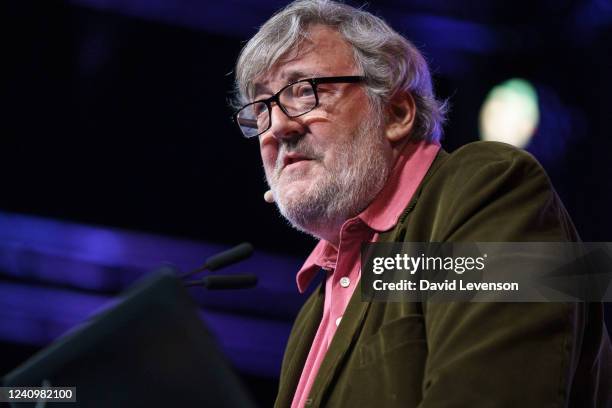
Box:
left=4, top=0, right=612, bottom=253
left=2, top=0, right=611, bottom=405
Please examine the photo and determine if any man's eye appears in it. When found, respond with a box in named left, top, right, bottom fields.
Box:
left=294, top=84, right=315, bottom=98
left=249, top=102, right=268, bottom=118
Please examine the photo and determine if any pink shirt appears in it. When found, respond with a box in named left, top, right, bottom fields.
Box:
left=291, top=140, right=441, bottom=408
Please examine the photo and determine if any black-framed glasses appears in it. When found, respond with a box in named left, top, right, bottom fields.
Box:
left=233, top=76, right=365, bottom=138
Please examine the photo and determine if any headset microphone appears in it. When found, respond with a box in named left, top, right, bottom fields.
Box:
left=264, top=190, right=275, bottom=203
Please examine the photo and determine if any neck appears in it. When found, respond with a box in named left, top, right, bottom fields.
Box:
left=315, top=229, right=341, bottom=249
left=305, top=218, right=343, bottom=248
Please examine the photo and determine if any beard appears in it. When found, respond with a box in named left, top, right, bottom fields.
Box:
left=265, top=112, right=392, bottom=239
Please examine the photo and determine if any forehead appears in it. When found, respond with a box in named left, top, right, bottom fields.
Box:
left=253, top=25, right=358, bottom=93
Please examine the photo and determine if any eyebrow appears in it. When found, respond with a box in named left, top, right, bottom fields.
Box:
left=252, top=69, right=321, bottom=99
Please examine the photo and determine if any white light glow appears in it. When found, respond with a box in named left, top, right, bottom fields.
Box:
left=479, top=78, right=539, bottom=148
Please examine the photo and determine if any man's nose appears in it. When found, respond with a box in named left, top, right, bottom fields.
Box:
left=267, top=103, right=304, bottom=141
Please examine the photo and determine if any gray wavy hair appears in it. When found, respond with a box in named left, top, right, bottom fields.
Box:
left=233, top=0, right=447, bottom=143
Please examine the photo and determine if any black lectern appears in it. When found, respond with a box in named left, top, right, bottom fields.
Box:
left=2, top=269, right=257, bottom=407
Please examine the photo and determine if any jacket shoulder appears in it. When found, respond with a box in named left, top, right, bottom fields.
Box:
left=439, top=141, right=545, bottom=177
left=389, top=141, right=578, bottom=242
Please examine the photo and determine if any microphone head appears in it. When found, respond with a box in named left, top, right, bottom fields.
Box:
left=179, top=242, right=255, bottom=279
left=205, top=242, right=254, bottom=272
left=264, top=190, right=275, bottom=203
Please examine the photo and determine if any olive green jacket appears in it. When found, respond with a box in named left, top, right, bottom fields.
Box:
left=275, top=142, right=612, bottom=407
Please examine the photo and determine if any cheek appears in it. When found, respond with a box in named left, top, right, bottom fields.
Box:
left=318, top=125, right=354, bottom=162
left=259, top=143, right=278, bottom=175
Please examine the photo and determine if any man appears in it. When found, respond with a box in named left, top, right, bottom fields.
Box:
left=231, top=1, right=612, bottom=407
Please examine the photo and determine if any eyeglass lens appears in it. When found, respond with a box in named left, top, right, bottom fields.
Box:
left=236, top=81, right=317, bottom=138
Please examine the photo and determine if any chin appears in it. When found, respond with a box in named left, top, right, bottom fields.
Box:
left=276, top=178, right=313, bottom=204
left=273, top=182, right=343, bottom=238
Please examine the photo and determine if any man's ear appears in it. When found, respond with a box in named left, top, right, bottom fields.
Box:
left=384, top=91, right=416, bottom=143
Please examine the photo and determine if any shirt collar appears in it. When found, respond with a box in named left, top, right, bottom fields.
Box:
left=296, top=139, right=441, bottom=293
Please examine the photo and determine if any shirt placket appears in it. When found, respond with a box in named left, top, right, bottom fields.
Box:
left=326, top=220, right=371, bottom=346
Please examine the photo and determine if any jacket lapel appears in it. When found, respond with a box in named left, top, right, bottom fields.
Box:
left=306, top=280, right=372, bottom=406
left=275, top=283, right=325, bottom=407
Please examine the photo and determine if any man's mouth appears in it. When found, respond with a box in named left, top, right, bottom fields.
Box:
left=282, top=153, right=312, bottom=171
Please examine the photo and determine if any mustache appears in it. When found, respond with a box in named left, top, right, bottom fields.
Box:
left=273, top=141, right=324, bottom=176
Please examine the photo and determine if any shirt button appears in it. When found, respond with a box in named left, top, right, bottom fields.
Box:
left=335, top=316, right=343, bottom=326
left=340, top=276, right=351, bottom=288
